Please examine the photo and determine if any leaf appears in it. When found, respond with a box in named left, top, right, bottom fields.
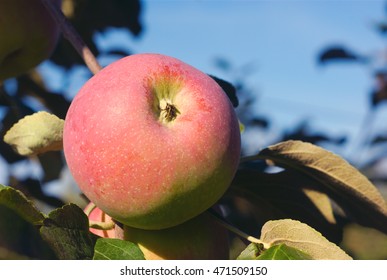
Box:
left=209, top=75, right=238, bottom=107
left=40, top=204, right=97, bottom=260
left=38, top=151, right=65, bottom=183
left=0, top=185, right=45, bottom=225
left=3, top=111, right=64, bottom=156
left=260, top=219, right=352, bottom=260
left=302, top=188, right=336, bottom=224
left=229, top=170, right=341, bottom=243
left=257, top=140, right=387, bottom=234
left=236, top=243, right=264, bottom=260
left=93, top=238, right=145, bottom=260
left=318, top=46, right=367, bottom=64
left=257, top=244, right=312, bottom=260
left=341, top=223, right=387, bottom=260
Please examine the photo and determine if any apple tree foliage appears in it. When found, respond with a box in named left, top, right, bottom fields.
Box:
left=1, top=0, right=387, bottom=260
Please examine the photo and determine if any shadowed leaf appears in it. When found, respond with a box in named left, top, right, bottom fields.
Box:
left=229, top=169, right=341, bottom=243
left=209, top=75, right=238, bottom=107
left=236, top=243, right=264, bottom=260
left=40, top=203, right=97, bottom=260
left=318, top=46, right=367, bottom=64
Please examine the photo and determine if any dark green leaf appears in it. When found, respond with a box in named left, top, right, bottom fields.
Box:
left=40, top=203, right=97, bottom=259
left=93, top=238, right=145, bottom=260
left=255, top=140, right=387, bottom=234
left=0, top=185, right=45, bottom=225
left=236, top=243, right=264, bottom=260
left=257, top=244, right=312, bottom=260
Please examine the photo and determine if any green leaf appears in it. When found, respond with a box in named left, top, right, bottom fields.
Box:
left=3, top=111, right=64, bottom=156
left=261, top=219, right=352, bottom=260
left=236, top=243, right=264, bottom=260
left=0, top=185, right=45, bottom=225
left=93, top=238, right=145, bottom=260
left=40, top=203, right=97, bottom=260
left=256, top=140, right=387, bottom=234
left=257, top=244, right=313, bottom=260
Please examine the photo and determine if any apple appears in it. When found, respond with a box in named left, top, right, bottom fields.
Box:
left=123, top=212, right=230, bottom=260
left=63, top=53, right=241, bottom=229
left=0, top=0, right=61, bottom=81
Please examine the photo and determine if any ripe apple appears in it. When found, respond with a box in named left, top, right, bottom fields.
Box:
left=123, top=212, right=230, bottom=260
left=0, top=0, right=61, bottom=81
left=63, top=53, right=241, bottom=229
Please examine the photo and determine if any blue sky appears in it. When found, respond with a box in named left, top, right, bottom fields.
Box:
left=89, top=0, right=387, bottom=158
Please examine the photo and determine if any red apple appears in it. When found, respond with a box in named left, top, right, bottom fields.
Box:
left=64, top=53, right=241, bottom=229
left=0, top=0, right=61, bottom=81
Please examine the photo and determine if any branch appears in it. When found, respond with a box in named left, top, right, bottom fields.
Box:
left=40, top=0, right=102, bottom=75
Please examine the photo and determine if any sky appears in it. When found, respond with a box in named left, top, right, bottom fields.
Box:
left=91, top=0, right=387, bottom=159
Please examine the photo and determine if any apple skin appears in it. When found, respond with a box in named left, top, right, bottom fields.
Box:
left=123, top=212, right=229, bottom=260
left=0, top=0, right=61, bottom=81
left=63, top=53, right=241, bottom=230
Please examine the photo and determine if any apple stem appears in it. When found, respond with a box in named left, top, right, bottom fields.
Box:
left=40, top=0, right=102, bottom=75
left=206, top=209, right=270, bottom=249
left=83, top=202, right=97, bottom=217
left=84, top=202, right=116, bottom=230
left=89, top=220, right=116, bottom=231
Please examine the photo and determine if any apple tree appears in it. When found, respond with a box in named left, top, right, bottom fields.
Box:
left=1, top=0, right=387, bottom=260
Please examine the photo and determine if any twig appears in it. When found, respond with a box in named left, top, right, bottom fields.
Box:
left=40, top=0, right=102, bottom=75
left=207, top=208, right=269, bottom=249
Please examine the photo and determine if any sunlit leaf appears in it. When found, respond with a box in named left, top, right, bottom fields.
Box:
left=260, top=219, right=352, bottom=260
left=4, top=111, right=64, bottom=156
